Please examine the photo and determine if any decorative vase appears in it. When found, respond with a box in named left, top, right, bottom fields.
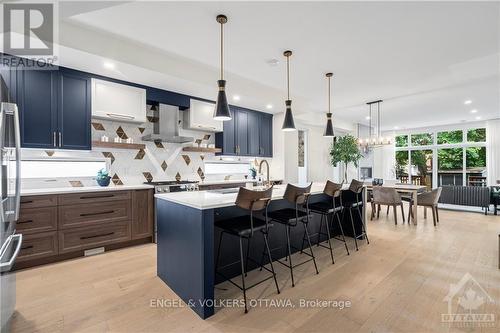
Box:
left=97, top=176, right=111, bottom=187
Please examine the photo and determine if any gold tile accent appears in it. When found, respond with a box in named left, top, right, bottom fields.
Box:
left=161, top=161, right=168, bottom=171
left=182, top=155, right=191, bottom=165
left=142, top=172, right=153, bottom=183
left=175, top=172, right=181, bottom=182
left=135, top=149, right=146, bottom=160
left=203, top=134, right=211, bottom=140
left=45, top=150, right=55, bottom=157
left=200, top=154, right=205, bottom=161
left=195, top=139, right=202, bottom=146
left=138, top=127, right=145, bottom=134
left=155, top=142, right=164, bottom=149
left=92, top=122, right=105, bottom=131
left=116, top=126, right=128, bottom=140
left=102, top=152, right=115, bottom=164
left=197, top=167, right=205, bottom=181
left=69, top=180, right=83, bottom=187
left=111, top=173, right=123, bottom=186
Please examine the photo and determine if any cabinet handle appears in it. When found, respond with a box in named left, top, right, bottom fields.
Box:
left=58, top=132, right=62, bottom=148
left=18, top=219, right=33, bottom=224
left=53, top=132, right=56, bottom=147
left=21, top=245, right=33, bottom=251
left=79, top=210, right=114, bottom=217
left=80, top=194, right=115, bottom=199
left=106, top=113, right=135, bottom=120
left=21, top=200, right=33, bottom=204
left=80, top=232, right=114, bottom=240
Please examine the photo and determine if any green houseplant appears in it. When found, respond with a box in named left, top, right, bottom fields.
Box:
left=96, top=169, right=111, bottom=187
left=329, top=135, right=363, bottom=183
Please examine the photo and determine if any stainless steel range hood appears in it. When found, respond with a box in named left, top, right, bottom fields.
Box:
left=142, top=104, right=194, bottom=143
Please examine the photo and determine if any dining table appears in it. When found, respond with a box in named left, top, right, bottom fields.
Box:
left=364, top=183, right=427, bottom=224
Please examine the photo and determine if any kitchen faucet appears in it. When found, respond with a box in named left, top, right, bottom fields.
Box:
left=258, top=159, right=270, bottom=186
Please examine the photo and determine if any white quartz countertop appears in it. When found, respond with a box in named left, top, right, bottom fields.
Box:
left=155, top=182, right=327, bottom=210
left=21, top=184, right=154, bottom=196
left=198, top=179, right=282, bottom=186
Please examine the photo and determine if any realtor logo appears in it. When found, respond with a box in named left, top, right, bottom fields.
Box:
left=441, top=273, right=496, bottom=328
left=3, top=2, right=54, bottom=56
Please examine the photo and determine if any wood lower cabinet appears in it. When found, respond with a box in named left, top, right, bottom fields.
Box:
left=15, top=189, right=153, bottom=269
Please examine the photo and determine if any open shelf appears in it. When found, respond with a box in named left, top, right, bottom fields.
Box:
left=92, top=141, right=146, bottom=150
left=182, top=147, right=222, bottom=153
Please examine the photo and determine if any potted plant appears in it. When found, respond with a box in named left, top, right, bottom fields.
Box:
left=249, top=167, right=257, bottom=180
left=329, top=134, right=363, bottom=183
left=96, top=169, right=111, bottom=187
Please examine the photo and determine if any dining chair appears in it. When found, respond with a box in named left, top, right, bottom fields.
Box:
left=371, top=187, right=405, bottom=225
left=407, top=187, right=442, bottom=226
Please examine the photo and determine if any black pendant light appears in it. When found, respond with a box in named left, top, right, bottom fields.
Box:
left=282, top=50, right=296, bottom=131
left=213, top=14, right=231, bottom=121
left=323, top=72, right=335, bottom=138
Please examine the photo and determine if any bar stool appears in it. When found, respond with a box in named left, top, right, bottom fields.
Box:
left=267, top=183, right=318, bottom=287
left=214, top=186, right=279, bottom=313
left=341, top=179, right=369, bottom=251
left=305, top=181, right=350, bottom=264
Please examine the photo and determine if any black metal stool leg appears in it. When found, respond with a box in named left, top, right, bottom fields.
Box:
left=349, top=208, right=359, bottom=251
left=285, top=224, right=295, bottom=287
left=316, top=214, right=324, bottom=247
left=244, top=237, right=251, bottom=277
left=356, top=205, right=369, bottom=245
left=239, top=237, right=248, bottom=313
left=263, top=231, right=280, bottom=294
left=335, top=212, right=350, bottom=255
left=303, top=222, right=319, bottom=274
left=324, top=213, right=334, bottom=264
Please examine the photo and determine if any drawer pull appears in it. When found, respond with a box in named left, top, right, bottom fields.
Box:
left=80, top=194, right=115, bottom=199
left=80, top=210, right=114, bottom=217
left=80, top=232, right=115, bottom=240
left=18, top=219, right=34, bottom=224
left=21, top=200, right=33, bottom=204
left=21, top=245, right=33, bottom=250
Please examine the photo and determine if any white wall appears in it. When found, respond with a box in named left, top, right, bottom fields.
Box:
left=486, top=119, right=500, bottom=185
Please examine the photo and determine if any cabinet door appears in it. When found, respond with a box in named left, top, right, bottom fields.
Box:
left=58, top=70, right=91, bottom=150
left=132, top=189, right=153, bottom=240
left=221, top=114, right=236, bottom=155
left=0, top=64, right=16, bottom=103
left=17, top=69, right=58, bottom=149
left=235, top=109, right=249, bottom=155
left=247, top=111, right=260, bottom=156
left=259, top=114, right=273, bottom=157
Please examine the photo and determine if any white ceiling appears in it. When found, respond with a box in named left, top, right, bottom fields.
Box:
left=57, top=1, right=499, bottom=130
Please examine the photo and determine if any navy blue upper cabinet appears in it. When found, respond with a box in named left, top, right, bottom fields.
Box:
left=16, top=66, right=91, bottom=150
left=259, top=113, right=273, bottom=157
left=17, top=69, right=58, bottom=149
left=215, top=107, right=273, bottom=157
left=58, top=70, right=91, bottom=150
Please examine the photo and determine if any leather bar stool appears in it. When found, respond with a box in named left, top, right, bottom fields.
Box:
left=341, top=179, right=370, bottom=251
left=214, top=186, right=279, bottom=313
left=305, top=181, right=350, bottom=264
left=267, top=183, right=318, bottom=287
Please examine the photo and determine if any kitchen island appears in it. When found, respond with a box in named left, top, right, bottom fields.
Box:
left=155, top=183, right=367, bottom=319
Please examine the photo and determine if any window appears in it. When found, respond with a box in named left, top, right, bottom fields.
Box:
left=467, top=128, right=486, bottom=142
left=411, top=133, right=433, bottom=146
left=21, top=160, right=107, bottom=179
left=395, top=135, right=408, bottom=148
left=395, top=127, right=487, bottom=188
left=437, top=130, right=463, bottom=144
left=438, top=148, right=463, bottom=186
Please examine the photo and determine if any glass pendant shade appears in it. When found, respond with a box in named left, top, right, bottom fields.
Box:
left=282, top=99, right=296, bottom=131
left=213, top=80, right=231, bottom=121
left=324, top=113, right=334, bottom=137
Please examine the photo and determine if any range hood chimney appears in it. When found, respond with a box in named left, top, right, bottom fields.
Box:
left=142, top=104, right=194, bottom=143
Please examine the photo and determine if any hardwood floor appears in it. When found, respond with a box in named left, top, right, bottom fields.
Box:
left=11, top=205, right=500, bottom=333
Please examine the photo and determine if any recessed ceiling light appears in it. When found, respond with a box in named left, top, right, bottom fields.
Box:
left=266, top=59, right=280, bottom=67
left=103, top=61, right=115, bottom=70
left=365, top=116, right=371, bottom=120
left=232, top=95, right=240, bottom=101
left=470, top=109, right=478, bottom=114
left=394, top=126, right=399, bottom=129
left=266, top=104, right=273, bottom=110
left=475, top=116, right=482, bottom=120
left=464, top=100, right=472, bottom=105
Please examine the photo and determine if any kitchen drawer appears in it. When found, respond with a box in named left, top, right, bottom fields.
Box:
left=58, top=191, right=131, bottom=206
left=17, top=207, right=57, bottom=234
left=17, top=231, right=58, bottom=262
left=20, top=195, right=57, bottom=208
left=58, top=220, right=131, bottom=253
left=59, top=201, right=131, bottom=229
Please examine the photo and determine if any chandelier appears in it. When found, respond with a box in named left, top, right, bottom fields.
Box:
left=358, top=100, right=392, bottom=150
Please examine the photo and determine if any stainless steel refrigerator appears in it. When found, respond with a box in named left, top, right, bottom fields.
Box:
left=0, top=75, right=22, bottom=333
